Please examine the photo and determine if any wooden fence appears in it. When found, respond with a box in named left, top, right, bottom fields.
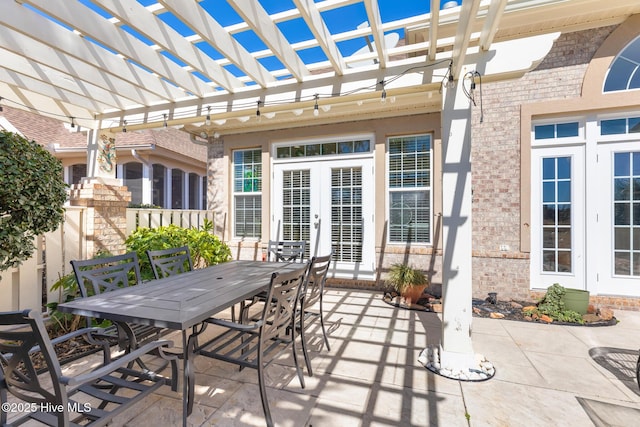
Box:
left=0, top=207, right=212, bottom=313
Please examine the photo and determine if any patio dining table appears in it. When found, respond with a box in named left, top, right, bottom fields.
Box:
left=58, top=259, right=301, bottom=427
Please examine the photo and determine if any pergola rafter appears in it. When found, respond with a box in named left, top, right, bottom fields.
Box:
left=0, top=0, right=638, bottom=132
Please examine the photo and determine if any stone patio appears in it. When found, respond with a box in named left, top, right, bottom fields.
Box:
left=17, top=289, right=640, bottom=426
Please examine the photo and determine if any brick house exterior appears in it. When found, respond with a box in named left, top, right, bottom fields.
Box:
left=207, top=16, right=640, bottom=310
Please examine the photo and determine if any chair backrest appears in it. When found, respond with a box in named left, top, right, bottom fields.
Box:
left=267, top=240, right=306, bottom=263
left=301, top=253, right=332, bottom=310
left=71, top=252, right=142, bottom=298
left=260, top=266, right=308, bottom=343
left=146, top=246, right=193, bottom=280
left=0, top=310, right=69, bottom=425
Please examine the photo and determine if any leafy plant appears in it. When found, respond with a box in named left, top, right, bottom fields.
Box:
left=0, top=131, right=68, bottom=271
left=47, top=250, right=116, bottom=333
left=529, top=283, right=584, bottom=324
left=125, top=219, right=231, bottom=280
left=386, top=263, right=428, bottom=294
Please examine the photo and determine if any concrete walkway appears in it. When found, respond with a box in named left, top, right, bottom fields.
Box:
left=70, top=290, right=640, bottom=426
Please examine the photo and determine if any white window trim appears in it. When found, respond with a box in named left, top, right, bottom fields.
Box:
left=231, top=148, right=262, bottom=241
left=385, top=133, right=433, bottom=246
left=531, top=118, right=585, bottom=148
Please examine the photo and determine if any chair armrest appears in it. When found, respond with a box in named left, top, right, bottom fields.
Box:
left=206, top=317, right=263, bottom=331
left=60, top=339, right=177, bottom=388
left=28, top=327, right=108, bottom=355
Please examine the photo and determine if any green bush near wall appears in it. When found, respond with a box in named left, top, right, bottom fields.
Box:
left=0, top=131, right=68, bottom=271
left=125, top=219, right=231, bottom=281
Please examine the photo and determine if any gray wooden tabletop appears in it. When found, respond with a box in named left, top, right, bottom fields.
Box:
left=58, top=260, right=305, bottom=330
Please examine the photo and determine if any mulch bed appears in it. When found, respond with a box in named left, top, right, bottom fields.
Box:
left=382, top=291, right=617, bottom=326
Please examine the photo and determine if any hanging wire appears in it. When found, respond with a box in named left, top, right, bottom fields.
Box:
left=462, top=70, right=484, bottom=123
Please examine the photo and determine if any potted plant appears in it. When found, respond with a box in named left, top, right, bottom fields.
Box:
left=387, top=263, right=428, bottom=305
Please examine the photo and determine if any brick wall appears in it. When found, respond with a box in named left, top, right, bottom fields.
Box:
left=470, top=26, right=616, bottom=301
left=69, top=182, right=131, bottom=257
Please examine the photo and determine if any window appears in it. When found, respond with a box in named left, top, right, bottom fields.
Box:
left=122, top=162, right=143, bottom=205
left=604, top=36, right=640, bottom=92
left=233, top=149, right=262, bottom=238
left=387, top=135, right=431, bottom=243
left=188, top=173, right=199, bottom=209
left=601, top=116, right=640, bottom=135
left=171, top=168, right=183, bottom=209
left=152, top=164, right=165, bottom=208
left=534, top=122, right=580, bottom=140
left=541, top=157, right=573, bottom=273
left=69, top=163, right=86, bottom=185
left=613, top=151, right=640, bottom=276
left=276, top=139, right=370, bottom=158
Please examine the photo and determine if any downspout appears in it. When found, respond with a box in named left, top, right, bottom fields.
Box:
left=189, top=132, right=212, bottom=146
left=131, top=148, right=152, bottom=167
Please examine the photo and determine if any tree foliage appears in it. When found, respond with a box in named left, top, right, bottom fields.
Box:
left=0, top=131, right=68, bottom=271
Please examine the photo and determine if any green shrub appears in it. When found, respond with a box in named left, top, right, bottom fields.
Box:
left=47, top=250, right=115, bottom=333
left=125, top=219, right=231, bottom=280
left=533, top=283, right=584, bottom=324
left=0, top=131, right=68, bottom=271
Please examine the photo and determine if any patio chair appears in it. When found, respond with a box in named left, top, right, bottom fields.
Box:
left=297, top=253, right=332, bottom=376
left=240, top=240, right=308, bottom=322
left=70, top=253, right=162, bottom=349
left=267, top=240, right=306, bottom=263
left=146, top=245, right=193, bottom=280
left=0, top=309, right=177, bottom=427
left=196, top=266, right=308, bottom=427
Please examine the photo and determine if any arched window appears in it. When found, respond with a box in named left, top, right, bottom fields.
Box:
left=604, top=35, right=640, bottom=92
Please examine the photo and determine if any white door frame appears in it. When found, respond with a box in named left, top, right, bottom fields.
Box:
left=530, top=145, right=586, bottom=290
left=271, top=138, right=375, bottom=279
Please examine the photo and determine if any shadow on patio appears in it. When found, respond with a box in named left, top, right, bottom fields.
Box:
left=16, top=290, right=640, bottom=426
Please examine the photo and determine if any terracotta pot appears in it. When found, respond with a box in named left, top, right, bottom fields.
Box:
left=401, top=285, right=427, bottom=305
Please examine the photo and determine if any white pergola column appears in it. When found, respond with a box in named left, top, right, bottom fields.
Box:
left=141, top=163, right=152, bottom=205
left=439, top=79, right=475, bottom=370
left=432, top=32, right=561, bottom=378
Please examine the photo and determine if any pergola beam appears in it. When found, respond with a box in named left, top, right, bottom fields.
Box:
left=22, top=0, right=213, bottom=97
left=227, top=0, right=310, bottom=83
left=94, top=0, right=244, bottom=93
left=158, top=0, right=274, bottom=89
left=292, top=0, right=346, bottom=75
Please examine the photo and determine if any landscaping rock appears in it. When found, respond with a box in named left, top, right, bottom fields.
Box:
left=582, top=314, right=600, bottom=323
left=539, top=314, right=553, bottom=323
left=598, top=308, right=614, bottom=321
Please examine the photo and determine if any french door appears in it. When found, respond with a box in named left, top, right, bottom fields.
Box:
left=272, top=157, right=375, bottom=279
left=531, top=146, right=586, bottom=290
left=595, top=142, right=640, bottom=295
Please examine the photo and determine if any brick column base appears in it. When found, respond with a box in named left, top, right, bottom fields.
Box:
left=69, top=179, right=131, bottom=258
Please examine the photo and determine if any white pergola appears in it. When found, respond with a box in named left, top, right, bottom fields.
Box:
left=2, top=0, right=639, bottom=376
left=1, top=0, right=637, bottom=135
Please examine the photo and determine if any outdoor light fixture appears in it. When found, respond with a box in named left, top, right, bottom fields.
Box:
left=69, top=117, right=75, bottom=128
left=380, top=80, right=387, bottom=103
left=122, top=120, right=127, bottom=133
left=205, top=106, right=211, bottom=126
left=256, top=100, right=262, bottom=119
left=0, top=96, right=3, bottom=112
left=163, top=114, right=167, bottom=128
left=313, top=94, right=319, bottom=117
left=444, top=61, right=456, bottom=89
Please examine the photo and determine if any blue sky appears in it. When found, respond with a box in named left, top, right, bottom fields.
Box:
left=73, top=0, right=455, bottom=80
